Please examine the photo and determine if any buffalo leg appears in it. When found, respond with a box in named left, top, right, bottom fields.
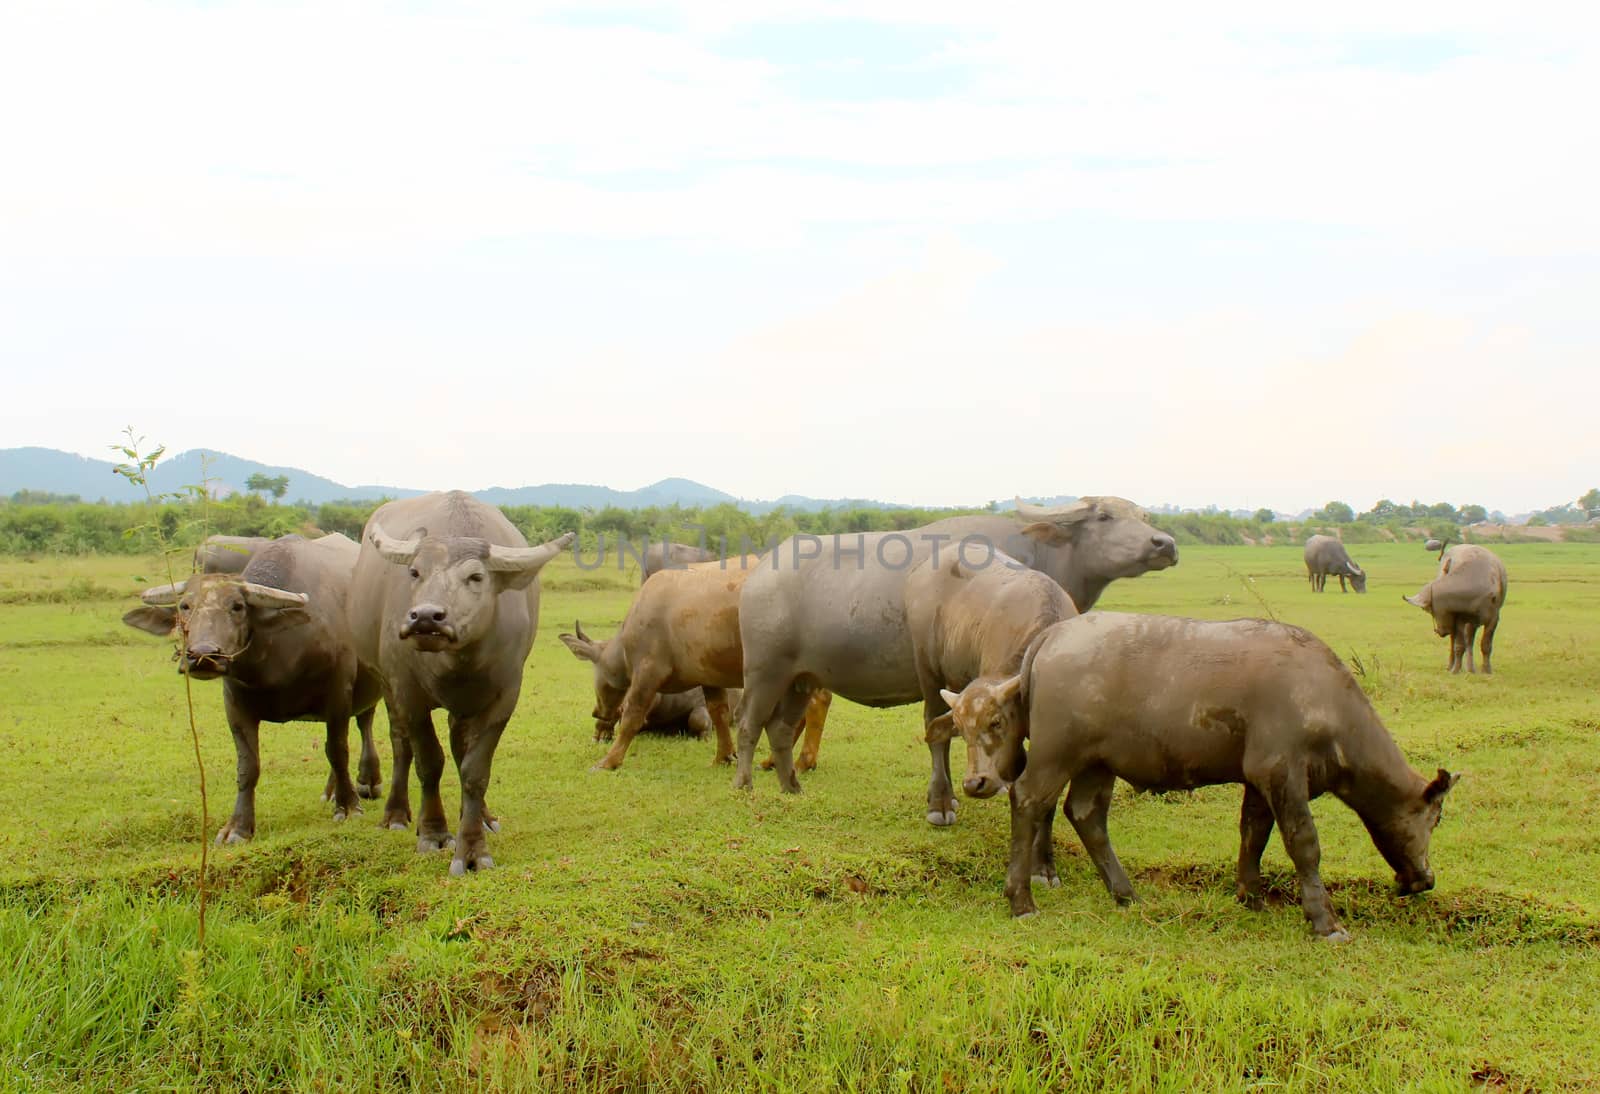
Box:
left=1005, top=776, right=1068, bottom=917
left=703, top=687, right=735, bottom=766
left=763, top=686, right=812, bottom=794
left=1236, top=784, right=1276, bottom=911
left=594, top=666, right=665, bottom=771
left=1064, top=766, right=1135, bottom=905
left=1462, top=621, right=1480, bottom=674
left=732, top=676, right=785, bottom=790
left=1451, top=617, right=1473, bottom=673
left=925, top=692, right=958, bottom=826
left=1031, top=804, right=1060, bottom=887
left=321, top=710, right=362, bottom=822
left=405, top=707, right=453, bottom=854
left=1480, top=617, right=1497, bottom=675
left=796, top=689, right=830, bottom=773
left=1261, top=769, right=1346, bottom=939
left=448, top=710, right=508, bottom=875
left=217, top=692, right=261, bottom=845
left=380, top=710, right=414, bottom=831
left=354, top=707, right=382, bottom=799
left=1338, top=574, right=1347, bottom=593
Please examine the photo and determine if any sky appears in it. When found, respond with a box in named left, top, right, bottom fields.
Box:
left=1, top=1, right=1596, bottom=513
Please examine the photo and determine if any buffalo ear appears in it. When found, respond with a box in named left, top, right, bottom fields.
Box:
left=1423, top=767, right=1460, bottom=803
left=559, top=632, right=600, bottom=662
left=1019, top=521, right=1072, bottom=547
left=925, top=712, right=958, bottom=745
left=123, top=605, right=178, bottom=637
left=252, top=605, right=311, bottom=633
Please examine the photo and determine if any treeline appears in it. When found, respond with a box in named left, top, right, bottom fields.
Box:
left=3, top=490, right=1593, bottom=557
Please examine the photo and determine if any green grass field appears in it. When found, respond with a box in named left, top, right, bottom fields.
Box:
left=3, top=543, right=1597, bottom=1091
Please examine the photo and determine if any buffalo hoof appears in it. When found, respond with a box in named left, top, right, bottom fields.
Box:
left=356, top=780, right=381, bottom=800
left=1112, top=892, right=1138, bottom=907
left=590, top=762, right=620, bottom=773
left=1032, top=869, right=1061, bottom=889
left=1239, top=893, right=1265, bottom=913
left=416, top=833, right=455, bottom=854
left=214, top=823, right=251, bottom=846
left=712, top=754, right=734, bottom=767
left=331, top=803, right=363, bottom=823
left=732, top=773, right=753, bottom=792
left=795, top=757, right=817, bottom=774
left=1318, top=928, right=1352, bottom=944
left=926, top=809, right=957, bottom=827
left=449, top=854, right=494, bottom=877
left=380, top=808, right=411, bottom=831
left=1013, top=909, right=1039, bottom=920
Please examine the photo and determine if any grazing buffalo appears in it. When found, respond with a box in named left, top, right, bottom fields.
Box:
left=641, top=542, right=717, bottom=582
left=1405, top=544, right=1508, bottom=674
left=558, top=555, right=831, bottom=771
left=122, top=533, right=384, bottom=844
left=350, top=491, right=572, bottom=875
left=1303, top=535, right=1366, bottom=593
left=947, top=613, right=1458, bottom=940
left=910, top=555, right=1077, bottom=819
left=194, top=534, right=284, bottom=575
left=734, top=496, right=1179, bottom=820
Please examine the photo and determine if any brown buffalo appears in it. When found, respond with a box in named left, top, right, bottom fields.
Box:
left=1303, top=534, right=1366, bottom=593
left=559, top=554, right=830, bottom=771
left=947, top=613, right=1458, bottom=940
left=350, top=491, right=571, bottom=875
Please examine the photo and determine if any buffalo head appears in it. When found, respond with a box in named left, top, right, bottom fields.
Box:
left=558, top=620, right=629, bottom=740
left=122, top=575, right=310, bottom=679
left=1014, top=496, right=1178, bottom=582
left=1362, top=768, right=1459, bottom=897
left=370, top=526, right=574, bottom=652
left=928, top=676, right=1027, bottom=799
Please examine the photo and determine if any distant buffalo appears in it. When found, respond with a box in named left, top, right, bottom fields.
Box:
left=1405, top=544, right=1508, bottom=674
left=1303, top=535, right=1366, bottom=593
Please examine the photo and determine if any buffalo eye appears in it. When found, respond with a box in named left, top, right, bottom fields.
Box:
left=179, top=601, right=191, bottom=611
left=408, top=567, right=420, bottom=580
left=231, top=601, right=245, bottom=613
left=467, top=571, right=486, bottom=585
left=1098, top=511, right=1113, bottom=522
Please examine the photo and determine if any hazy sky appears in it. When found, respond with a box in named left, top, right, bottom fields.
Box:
left=2, top=2, right=1595, bottom=512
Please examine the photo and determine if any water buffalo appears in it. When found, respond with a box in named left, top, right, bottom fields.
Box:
left=641, top=541, right=717, bottom=582
left=910, top=555, right=1077, bottom=815
left=734, top=496, right=1179, bottom=820
left=558, top=554, right=831, bottom=771
left=350, top=491, right=572, bottom=875
left=122, top=533, right=384, bottom=844
left=1303, top=534, right=1366, bottom=593
left=194, top=534, right=285, bottom=575
left=947, top=613, right=1458, bottom=940
left=1405, top=544, right=1508, bottom=674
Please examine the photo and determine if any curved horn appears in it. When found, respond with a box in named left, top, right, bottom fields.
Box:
left=140, top=579, right=190, bottom=605
left=486, top=531, right=576, bottom=573
left=239, top=583, right=310, bottom=610
left=575, top=618, right=591, bottom=644
left=369, top=522, right=423, bottom=564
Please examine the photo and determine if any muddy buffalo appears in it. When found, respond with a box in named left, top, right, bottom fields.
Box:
left=1405, top=544, right=1508, bottom=673
left=122, top=533, right=384, bottom=843
left=1303, top=534, right=1366, bottom=593
left=946, top=613, right=1458, bottom=940
left=350, top=491, right=572, bottom=875
left=734, top=497, right=1178, bottom=820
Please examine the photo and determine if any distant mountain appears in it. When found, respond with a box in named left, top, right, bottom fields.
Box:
left=0, top=446, right=421, bottom=505
left=0, top=447, right=919, bottom=513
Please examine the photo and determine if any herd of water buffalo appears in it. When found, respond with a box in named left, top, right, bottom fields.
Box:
left=122, top=491, right=1511, bottom=941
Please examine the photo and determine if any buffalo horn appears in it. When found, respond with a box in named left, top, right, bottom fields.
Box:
left=486, top=532, right=576, bottom=572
